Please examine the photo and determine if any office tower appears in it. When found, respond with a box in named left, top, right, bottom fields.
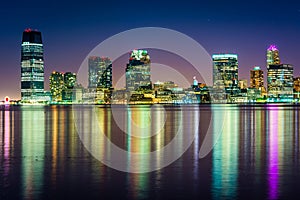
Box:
left=63, top=72, right=77, bottom=101
left=267, top=64, right=293, bottom=98
left=98, top=58, right=112, bottom=89
left=294, top=77, right=300, bottom=92
left=250, top=66, right=264, bottom=88
left=88, top=56, right=112, bottom=89
left=266, top=45, right=294, bottom=99
left=64, top=72, right=76, bottom=89
left=21, top=28, right=44, bottom=101
left=238, top=79, right=248, bottom=89
left=249, top=66, right=267, bottom=98
left=126, top=49, right=151, bottom=91
left=212, top=54, right=239, bottom=94
left=49, top=71, right=64, bottom=101
left=294, top=77, right=300, bottom=99
left=267, top=45, right=280, bottom=65
left=49, top=71, right=77, bottom=102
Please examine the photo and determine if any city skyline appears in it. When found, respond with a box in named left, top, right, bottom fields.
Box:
left=14, top=33, right=300, bottom=98
left=7, top=28, right=300, bottom=102
left=2, top=2, right=300, bottom=199
left=6, top=27, right=300, bottom=103
left=11, top=31, right=300, bottom=104
left=1, top=0, right=300, bottom=99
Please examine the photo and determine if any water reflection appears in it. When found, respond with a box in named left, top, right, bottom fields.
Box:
left=126, top=107, right=151, bottom=172
left=3, top=110, right=11, bottom=177
left=1, top=105, right=300, bottom=199
left=293, top=108, right=300, bottom=164
left=43, top=106, right=101, bottom=199
left=254, top=108, right=265, bottom=186
left=21, top=106, right=45, bottom=199
left=212, top=106, right=239, bottom=199
left=267, top=107, right=279, bottom=200
left=74, top=105, right=200, bottom=198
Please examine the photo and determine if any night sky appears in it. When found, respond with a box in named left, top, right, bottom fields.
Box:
left=1, top=0, right=300, bottom=99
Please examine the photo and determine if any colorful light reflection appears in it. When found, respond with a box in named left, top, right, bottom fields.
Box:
left=21, top=107, right=45, bottom=199
left=4, top=110, right=10, bottom=176
left=212, top=106, right=239, bottom=199
left=268, top=107, right=279, bottom=200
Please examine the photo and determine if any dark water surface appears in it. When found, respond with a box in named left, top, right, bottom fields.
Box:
left=1, top=104, right=300, bottom=200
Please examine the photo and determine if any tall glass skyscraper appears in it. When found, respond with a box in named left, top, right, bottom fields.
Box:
left=49, top=71, right=77, bottom=102
left=88, top=57, right=112, bottom=89
left=267, top=64, right=294, bottom=98
left=212, top=54, right=239, bottom=94
left=125, top=50, right=151, bottom=91
left=64, top=72, right=77, bottom=89
left=63, top=72, right=77, bottom=101
left=267, top=45, right=280, bottom=65
left=266, top=45, right=294, bottom=100
left=21, top=28, right=45, bottom=102
left=49, top=71, right=64, bottom=101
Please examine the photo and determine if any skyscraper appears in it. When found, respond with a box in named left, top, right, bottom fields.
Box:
left=294, top=77, right=300, bottom=92
left=212, top=54, right=239, bottom=94
left=63, top=72, right=77, bottom=101
left=294, top=77, right=300, bottom=99
left=267, top=64, right=294, bottom=98
left=21, top=28, right=45, bottom=102
left=250, top=66, right=264, bottom=88
left=266, top=45, right=294, bottom=100
left=126, top=50, right=151, bottom=91
left=49, top=71, right=77, bottom=102
left=88, top=57, right=112, bottom=89
left=267, top=45, right=280, bottom=65
left=250, top=66, right=266, bottom=98
left=49, top=71, right=64, bottom=101
left=64, top=72, right=77, bottom=89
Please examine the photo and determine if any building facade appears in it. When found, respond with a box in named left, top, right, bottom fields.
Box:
left=294, top=77, right=300, bottom=99
left=266, top=45, right=294, bottom=100
left=49, top=71, right=64, bottom=101
left=88, top=56, right=112, bottom=89
left=212, top=54, right=239, bottom=95
left=49, top=71, right=77, bottom=102
left=294, top=77, right=300, bottom=92
left=21, top=28, right=45, bottom=102
left=267, top=45, right=280, bottom=65
left=64, top=72, right=76, bottom=89
left=267, top=64, right=294, bottom=98
left=250, top=66, right=266, bottom=97
left=126, top=50, right=151, bottom=91
left=250, top=66, right=264, bottom=88
left=238, top=79, right=248, bottom=90
left=63, top=72, right=77, bottom=101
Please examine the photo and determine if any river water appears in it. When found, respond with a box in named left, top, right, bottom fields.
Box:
left=1, top=104, right=300, bottom=199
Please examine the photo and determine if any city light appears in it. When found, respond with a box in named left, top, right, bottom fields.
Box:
left=14, top=29, right=300, bottom=105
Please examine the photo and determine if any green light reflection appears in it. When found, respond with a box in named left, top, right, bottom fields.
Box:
left=21, top=106, right=45, bottom=199
left=212, top=106, right=239, bottom=199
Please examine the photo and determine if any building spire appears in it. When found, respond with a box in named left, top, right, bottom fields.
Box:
left=267, top=44, right=280, bottom=65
